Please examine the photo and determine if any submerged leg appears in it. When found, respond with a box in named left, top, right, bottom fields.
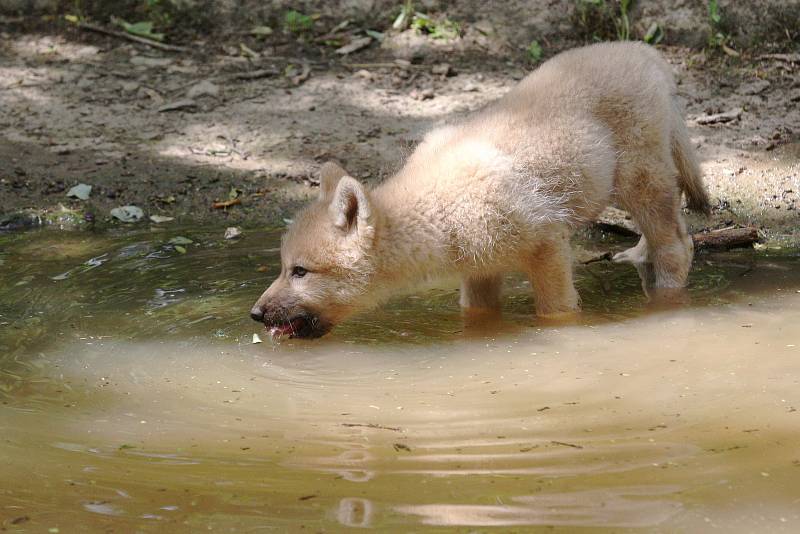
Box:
left=459, top=273, right=503, bottom=311
left=616, top=162, right=694, bottom=289
left=524, top=229, right=580, bottom=317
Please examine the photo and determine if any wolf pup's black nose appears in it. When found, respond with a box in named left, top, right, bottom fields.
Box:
left=250, top=306, right=264, bottom=322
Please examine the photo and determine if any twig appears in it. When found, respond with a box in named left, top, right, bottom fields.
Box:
left=212, top=198, right=241, bottom=209
left=584, top=227, right=759, bottom=264
left=551, top=440, right=583, bottom=449
left=692, top=226, right=759, bottom=250
left=224, top=68, right=279, bottom=81
left=342, top=62, right=426, bottom=70
left=341, top=423, right=402, bottom=432
left=581, top=251, right=613, bottom=265
left=758, top=53, right=800, bottom=63
left=78, top=21, right=191, bottom=53
left=693, top=108, right=743, bottom=125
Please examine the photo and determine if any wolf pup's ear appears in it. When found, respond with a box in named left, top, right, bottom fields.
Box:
left=319, top=161, right=349, bottom=201
left=329, top=175, right=374, bottom=241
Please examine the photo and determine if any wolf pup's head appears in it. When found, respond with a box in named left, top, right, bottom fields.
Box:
left=250, top=162, right=380, bottom=338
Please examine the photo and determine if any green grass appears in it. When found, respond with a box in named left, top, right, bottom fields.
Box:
left=526, top=40, right=543, bottom=62
left=284, top=10, right=313, bottom=33
left=573, top=0, right=638, bottom=42
left=410, top=12, right=460, bottom=40
left=706, top=0, right=728, bottom=48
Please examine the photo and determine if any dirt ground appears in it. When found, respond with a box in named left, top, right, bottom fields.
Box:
left=1, top=7, right=799, bottom=244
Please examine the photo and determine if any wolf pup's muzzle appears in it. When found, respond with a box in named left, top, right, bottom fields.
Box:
left=249, top=306, right=330, bottom=339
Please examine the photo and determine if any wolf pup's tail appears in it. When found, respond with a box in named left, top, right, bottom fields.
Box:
left=671, top=117, right=711, bottom=215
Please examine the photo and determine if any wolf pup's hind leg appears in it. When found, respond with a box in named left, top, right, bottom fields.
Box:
left=616, top=160, right=693, bottom=289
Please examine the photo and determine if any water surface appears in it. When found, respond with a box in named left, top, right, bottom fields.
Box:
left=1, top=227, right=799, bottom=532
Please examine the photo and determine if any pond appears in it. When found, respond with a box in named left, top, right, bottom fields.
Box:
left=1, top=226, right=799, bottom=531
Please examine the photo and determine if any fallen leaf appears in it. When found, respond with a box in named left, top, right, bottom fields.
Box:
left=239, top=42, right=259, bottom=59
left=66, top=183, right=92, bottom=200
left=329, top=20, right=350, bottom=33
left=335, top=36, right=372, bottom=55
left=116, top=19, right=164, bottom=41
left=149, top=215, right=174, bottom=223
left=249, top=25, right=273, bottom=36
left=722, top=44, right=740, bottom=57
left=110, top=205, right=144, bottom=223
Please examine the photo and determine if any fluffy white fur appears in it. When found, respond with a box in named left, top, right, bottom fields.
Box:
left=251, top=42, right=710, bottom=337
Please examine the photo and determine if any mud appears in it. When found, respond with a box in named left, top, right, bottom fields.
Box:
left=0, top=14, right=798, bottom=241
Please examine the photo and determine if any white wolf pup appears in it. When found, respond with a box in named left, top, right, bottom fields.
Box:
left=251, top=42, right=710, bottom=338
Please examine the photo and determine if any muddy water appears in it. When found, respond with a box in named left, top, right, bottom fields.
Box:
left=1, top=227, right=799, bottom=532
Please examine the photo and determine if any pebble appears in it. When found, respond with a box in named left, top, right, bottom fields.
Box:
left=224, top=226, right=242, bottom=240
left=431, top=63, right=454, bottom=77
left=111, top=205, right=144, bottom=223
left=410, top=88, right=434, bottom=101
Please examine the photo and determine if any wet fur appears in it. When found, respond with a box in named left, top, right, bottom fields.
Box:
left=252, top=42, right=709, bottom=335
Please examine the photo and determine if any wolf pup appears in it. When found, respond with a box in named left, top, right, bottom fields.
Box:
left=250, top=42, right=710, bottom=338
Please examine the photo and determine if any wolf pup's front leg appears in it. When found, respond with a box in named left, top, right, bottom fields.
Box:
left=521, top=227, right=580, bottom=318
left=459, top=274, right=503, bottom=312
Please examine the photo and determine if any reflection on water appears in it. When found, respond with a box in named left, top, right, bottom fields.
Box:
left=1, top=227, right=800, bottom=531
left=399, top=485, right=683, bottom=527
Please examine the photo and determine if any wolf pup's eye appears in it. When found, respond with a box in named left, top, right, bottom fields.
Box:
left=291, top=266, right=308, bottom=278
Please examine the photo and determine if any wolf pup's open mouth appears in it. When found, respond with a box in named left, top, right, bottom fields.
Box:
left=267, top=316, right=307, bottom=338
left=265, top=314, right=328, bottom=339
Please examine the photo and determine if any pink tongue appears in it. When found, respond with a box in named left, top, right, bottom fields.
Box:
left=268, top=323, right=294, bottom=336
left=267, top=318, right=305, bottom=337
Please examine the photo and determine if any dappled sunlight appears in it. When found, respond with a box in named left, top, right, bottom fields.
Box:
left=6, top=34, right=101, bottom=61
left=0, top=67, right=59, bottom=105
left=2, top=1, right=800, bottom=527
left=156, top=133, right=300, bottom=173
left=1, top=34, right=503, bottom=187
left=148, top=71, right=482, bottom=177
